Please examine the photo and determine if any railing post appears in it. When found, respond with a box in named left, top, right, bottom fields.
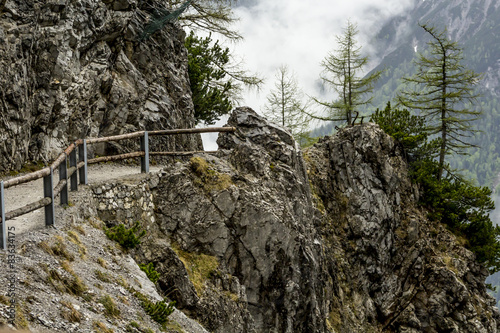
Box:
left=44, top=167, right=55, bottom=226
left=1, top=181, right=6, bottom=250
left=79, top=139, right=88, bottom=185
left=59, top=154, right=68, bottom=205
left=69, top=147, right=78, bottom=191
left=141, top=131, right=149, bottom=173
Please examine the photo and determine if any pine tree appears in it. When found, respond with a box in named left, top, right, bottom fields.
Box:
left=311, top=20, right=382, bottom=125
left=185, top=31, right=263, bottom=125
left=263, top=65, right=312, bottom=144
left=397, top=23, right=483, bottom=180
left=185, top=32, right=233, bottom=125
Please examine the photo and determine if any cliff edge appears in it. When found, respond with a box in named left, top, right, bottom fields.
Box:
left=0, top=0, right=201, bottom=172
left=1, top=108, right=499, bottom=333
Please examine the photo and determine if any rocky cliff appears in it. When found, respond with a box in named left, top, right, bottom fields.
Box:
left=1, top=107, right=499, bottom=332
left=0, top=0, right=201, bottom=172
left=145, top=108, right=499, bottom=333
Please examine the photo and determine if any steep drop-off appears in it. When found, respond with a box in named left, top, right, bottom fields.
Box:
left=1, top=108, right=499, bottom=332
left=0, top=0, right=201, bottom=172
left=122, top=108, right=500, bottom=332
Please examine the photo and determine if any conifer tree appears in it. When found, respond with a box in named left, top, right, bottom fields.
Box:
left=311, top=20, right=382, bottom=125
left=185, top=31, right=263, bottom=125
left=397, top=23, right=483, bottom=180
left=264, top=65, right=312, bottom=144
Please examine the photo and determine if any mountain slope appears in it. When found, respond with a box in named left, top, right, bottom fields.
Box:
left=356, top=0, right=500, bottom=187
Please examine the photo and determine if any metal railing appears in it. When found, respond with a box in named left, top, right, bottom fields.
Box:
left=0, top=127, right=235, bottom=249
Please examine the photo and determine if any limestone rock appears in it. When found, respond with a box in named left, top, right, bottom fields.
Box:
left=0, top=0, right=202, bottom=172
left=306, top=123, right=500, bottom=333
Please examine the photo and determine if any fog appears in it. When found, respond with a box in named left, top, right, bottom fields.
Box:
left=201, top=0, right=416, bottom=149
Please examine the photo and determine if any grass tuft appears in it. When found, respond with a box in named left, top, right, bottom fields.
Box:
left=190, top=157, right=233, bottom=193
left=60, top=300, right=82, bottom=323
left=171, top=244, right=219, bottom=296
left=98, top=295, right=121, bottom=318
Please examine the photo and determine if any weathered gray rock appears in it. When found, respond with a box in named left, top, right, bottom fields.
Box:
left=306, top=123, right=500, bottom=333
left=0, top=0, right=201, bottom=172
left=35, top=107, right=498, bottom=333
left=144, top=109, right=500, bottom=332
left=144, top=107, right=326, bottom=332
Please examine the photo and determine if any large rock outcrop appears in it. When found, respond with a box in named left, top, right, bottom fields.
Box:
left=307, top=124, right=500, bottom=332
left=133, top=107, right=499, bottom=332
left=140, top=107, right=327, bottom=332
left=3, top=107, right=499, bottom=332
left=0, top=0, right=201, bottom=172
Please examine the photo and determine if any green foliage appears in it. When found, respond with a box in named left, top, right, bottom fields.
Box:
left=397, top=23, right=483, bottom=179
left=412, top=160, right=500, bottom=273
left=139, top=262, right=160, bottom=284
left=143, top=299, right=176, bottom=326
left=311, top=20, right=382, bottom=125
left=185, top=31, right=233, bottom=125
left=374, top=103, right=500, bottom=273
left=370, top=102, right=429, bottom=160
left=105, top=222, right=146, bottom=250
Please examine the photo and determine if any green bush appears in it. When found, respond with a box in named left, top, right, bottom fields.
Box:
left=144, top=299, right=176, bottom=325
left=139, top=262, right=160, bottom=284
left=105, top=222, right=146, bottom=250
left=413, top=160, right=500, bottom=272
left=373, top=101, right=500, bottom=273
left=370, top=102, right=434, bottom=162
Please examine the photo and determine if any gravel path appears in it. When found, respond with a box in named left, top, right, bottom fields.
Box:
left=2, top=163, right=162, bottom=235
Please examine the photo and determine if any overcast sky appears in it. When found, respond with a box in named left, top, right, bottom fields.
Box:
left=201, top=0, right=416, bottom=149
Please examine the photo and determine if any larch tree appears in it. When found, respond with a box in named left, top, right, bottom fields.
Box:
left=397, top=23, right=483, bottom=180
left=311, top=20, right=382, bottom=125
left=264, top=65, right=312, bottom=144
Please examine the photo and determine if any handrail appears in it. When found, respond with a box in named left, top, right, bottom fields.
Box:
left=86, top=131, right=145, bottom=144
left=0, top=126, right=236, bottom=250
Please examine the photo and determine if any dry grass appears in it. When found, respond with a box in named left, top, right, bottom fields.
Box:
left=48, top=269, right=87, bottom=296
left=98, top=295, right=121, bottom=318
left=97, top=257, right=107, bottom=269
left=95, top=270, right=113, bottom=283
left=93, top=321, right=114, bottom=333
left=171, top=243, right=219, bottom=296
left=61, top=260, right=75, bottom=276
left=60, top=300, right=83, bottom=323
left=190, top=156, right=233, bottom=192
left=74, top=224, right=86, bottom=235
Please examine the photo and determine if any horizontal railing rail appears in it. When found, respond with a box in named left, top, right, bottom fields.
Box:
left=0, top=127, right=235, bottom=249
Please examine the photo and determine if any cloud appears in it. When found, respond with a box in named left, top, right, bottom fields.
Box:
left=229, top=0, right=415, bottom=115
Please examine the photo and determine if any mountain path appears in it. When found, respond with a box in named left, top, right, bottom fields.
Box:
left=2, top=163, right=162, bottom=235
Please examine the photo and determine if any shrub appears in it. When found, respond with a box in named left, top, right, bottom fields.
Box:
left=144, top=299, right=176, bottom=325
left=139, top=262, right=160, bottom=284
left=105, top=222, right=146, bottom=249
left=373, top=101, right=500, bottom=273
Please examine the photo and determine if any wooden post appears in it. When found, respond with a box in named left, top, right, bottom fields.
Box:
left=0, top=181, right=5, bottom=250
left=141, top=131, right=149, bottom=173
left=78, top=139, right=88, bottom=185
left=69, top=147, right=78, bottom=191
left=44, top=167, right=55, bottom=226
left=59, top=154, right=68, bottom=205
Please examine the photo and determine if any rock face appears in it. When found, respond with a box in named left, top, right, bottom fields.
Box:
left=141, top=107, right=327, bottom=332
left=306, top=124, right=500, bottom=332
left=132, top=107, right=499, bottom=332
left=0, top=0, right=201, bottom=172
left=3, top=107, right=499, bottom=332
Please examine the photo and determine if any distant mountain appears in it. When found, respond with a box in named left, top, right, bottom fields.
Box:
left=313, top=0, right=500, bottom=187
left=370, top=0, right=500, bottom=105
